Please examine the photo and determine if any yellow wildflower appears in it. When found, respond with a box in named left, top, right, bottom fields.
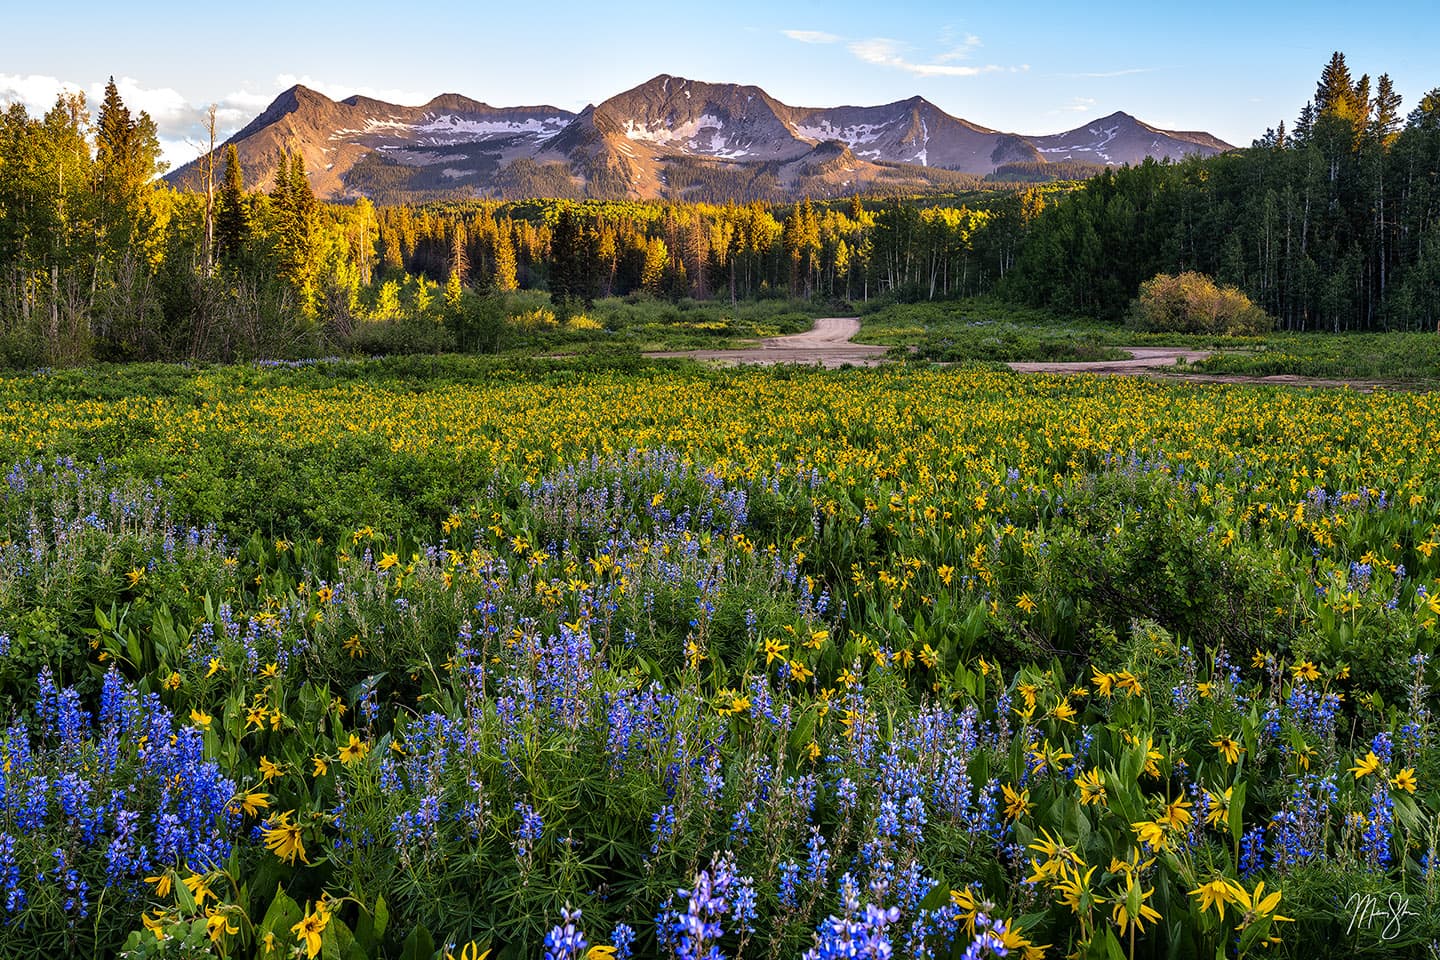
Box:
left=291, top=902, right=330, bottom=958
left=1211, top=735, right=1242, bottom=765
left=339, top=734, right=370, bottom=766
left=142, top=909, right=170, bottom=941
left=144, top=872, right=174, bottom=898
left=1189, top=877, right=1243, bottom=922
left=235, top=790, right=270, bottom=818
left=1349, top=751, right=1382, bottom=779
left=1091, top=669, right=1115, bottom=698
left=262, top=811, right=307, bottom=865
left=1162, top=796, right=1193, bottom=830
left=1205, top=787, right=1233, bottom=828
left=1075, top=769, right=1107, bottom=806
left=207, top=907, right=240, bottom=943
left=1002, top=784, right=1032, bottom=821
left=1111, top=872, right=1162, bottom=938
left=1131, top=819, right=1170, bottom=851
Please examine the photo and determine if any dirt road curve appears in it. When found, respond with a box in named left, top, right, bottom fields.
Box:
left=1011, top=348, right=1411, bottom=391
left=1008, top=346, right=1213, bottom=374
left=646, top=317, right=889, bottom=369
left=649, top=321, right=1411, bottom=390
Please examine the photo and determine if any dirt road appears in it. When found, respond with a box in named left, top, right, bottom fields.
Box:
left=1010, top=348, right=1414, bottom=390
left=646, top=317, right=889, bottom=369
left=1008, top=346, right=1213, bottom=374
left=649, top=321, right=1414, bottom=390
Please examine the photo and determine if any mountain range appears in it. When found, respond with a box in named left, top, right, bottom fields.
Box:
left=168, top=74, right=1233, bottom=203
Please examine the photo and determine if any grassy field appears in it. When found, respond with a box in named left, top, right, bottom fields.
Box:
left=857, top=298, right=1440, bottom=381
left=1, top=357, right=1439, bottom=958
left=1191, top=332, right=1440, bottom=383
left=469, top=292, right=825, bottom=355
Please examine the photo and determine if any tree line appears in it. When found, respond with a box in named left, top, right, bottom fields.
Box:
left=1004, top=53, right=1440, bottom=332
left=2, top=53, right=1436, bottom=366
left=0, top=77, right=1043, bottom=365
left=0, top=79, right=393, bottom=363
left=374, top=189, right=1049, bottom=308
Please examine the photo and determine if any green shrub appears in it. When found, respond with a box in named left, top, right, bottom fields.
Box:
left=347, top=315, right=456, bottom=356
left=1128, top=271, right=1274, bottom=335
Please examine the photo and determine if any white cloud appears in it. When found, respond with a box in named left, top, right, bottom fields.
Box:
left=0, top=73, right=85, bottom=114
left=104, top=77, right=192, bottom=128
left=782, top=29, right=840, bottom=44
left=934, top=33, right=983, bottom=63
left=0, top=71, right=444, bottom=172
left=0, top=73, right=207, bottom=170
left=781, top=27, right=1019, bottom=78
left=1061, top=97, right=1097, bottom=113
left=846, top=37, right=1022, bottom=78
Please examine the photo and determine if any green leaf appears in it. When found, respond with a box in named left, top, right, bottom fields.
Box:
left=789, top=711, right=817, bottom=755
left=1228, top=781, right=1246, bottom=846
left=322, top=915, right=357, bottom=960
left=916, top=880, right=950, bottom=913
left=172, top=871, right=196, bottom=914
left=258, top=885, right=303, bottom=949
left=1097, top=926, right=1127, bottom=960
left=373, top=895, right=389, bottom=941
left=399, top=923, right=435, bottom=960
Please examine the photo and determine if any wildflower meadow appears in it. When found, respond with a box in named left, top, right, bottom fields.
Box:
left=0, top=358, right=1437, bottom=959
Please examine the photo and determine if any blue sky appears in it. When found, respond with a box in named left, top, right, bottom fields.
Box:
left=3, top=0, right=1438, bottom=170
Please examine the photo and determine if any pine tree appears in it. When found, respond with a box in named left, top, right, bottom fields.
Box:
left=640, top=236, right=668, bottom=293
left=834, top=237, right=852, bottom=299
left=215, top=144, right=249, bottom=263
left=446, top=221, right=469, bottom=307
left=270, top=148, right=319, bottom=308
left=271, top=150, right=290, bottom=201
left=380, top=226, right=404, bottom=274
left=1353, top=73, right=1373, bottom=134
left=1371, top=74, right=1403, bottom=148
left=1294, top=102, right=1317, bottom=143
left=289, top=152, right=316, bottom=233
left=849, top=194, right=864, bottom=223
left=782, top=206, right=803, bottom=295
left=685, top=216, right=708, bottom=299
left=93, top=77, right=161, bottom=257
left=449, top=222, right=469, bottom=284
left=493, top=222, right=518, bottom=292
left=1409, top=89, right=1440, bottom=130
left=1315, top=52, right=1355, bottom=117
left=1313, top=53, right=1373, bottom=148
left=550, top=206, right=582, bottom=304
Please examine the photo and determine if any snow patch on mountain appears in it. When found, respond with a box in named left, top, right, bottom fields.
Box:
left=793, top=120, right=895, bottom=145
left=625, top=113, right=754, bottom=157
left=417, top=115, right=569, bottom=138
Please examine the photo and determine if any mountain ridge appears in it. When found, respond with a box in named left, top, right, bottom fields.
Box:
left=168, top=75, right=1233, bottom=202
